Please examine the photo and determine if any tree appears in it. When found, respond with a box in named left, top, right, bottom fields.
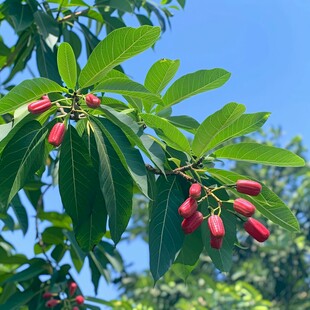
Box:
left=0, top=1, right=306, bottom=309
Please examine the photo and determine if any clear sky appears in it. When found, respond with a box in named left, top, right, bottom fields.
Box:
left=1, top=0, right=310, bottom=307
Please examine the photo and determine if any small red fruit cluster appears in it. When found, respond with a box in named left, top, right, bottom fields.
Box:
left=235, top=180, right=270, bottom=243
left=42, top=281, right=84, bottom=309
left=179, top=183, right=203, bottom=234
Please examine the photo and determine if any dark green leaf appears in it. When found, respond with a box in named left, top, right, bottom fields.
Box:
left=10, top=195, right=28, bottom=235
left=0, top=121, right=47, bottom=210
left=166, top=115, right=200, bottom=134
left=149, top=175, right=185, bottom=282
left=8, top=3, right=33, bottom=32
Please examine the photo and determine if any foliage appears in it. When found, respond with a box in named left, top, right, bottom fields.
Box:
left=0, top=1, right=306, bottom=309
left=118, top=128, right=310, bottom=309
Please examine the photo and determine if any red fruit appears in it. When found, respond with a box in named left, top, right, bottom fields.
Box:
left=181, top=211, right=203, bottom=234
left=189, top=183, right=201, bottom=199
left=243, top=218, right=270, bottom=242
left=42, top=292, right=53, bottom=299
left=28, top=97, right=51, bottom=114
left=236, top=180, right=262, bottom=196
left=208, top=215, right=225, bottom=238
left=178, top=197, right=198, bottom=218
left=233, top=198, right=256, bottom=217
left=48, top=123, right=66, bottom=147
left=75, top=295, right=84, bottom=305
left=45, top=299, right=60, bottom=308
left=85, top=93, right=101, bottom=108
left=72, top=307, right=79, bottom=310
left=68, top=281, right=77, bottom=296
left=210, top=235, right=223, bottom=249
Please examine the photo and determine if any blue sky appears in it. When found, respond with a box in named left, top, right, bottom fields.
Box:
left=1, top=0, right=310, bottom=306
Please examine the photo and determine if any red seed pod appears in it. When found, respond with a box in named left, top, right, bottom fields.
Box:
left=28, top=98, right=51, bottom=114
left=178, top=197, right=198, bottom=218
left=68, top=281, right=77, bottom=296
left=210, top=235, right=223, bottom=249
left=233, top=198, right=256, bottom=217
left=243, top=218, right=270, bottom=242
left=45, top=299, right=60, bottom=308
left=189, top=183, right=201, bottom=199
left=85, top=93, right=101, bottom=108
left=42, top=292, right=54, bottom=299
left=236, top=180, right=262, bottom=196
left=181, top=211, right=203, bottom=234
left=48, top=123, right=66, bottom=147
left=208, top=215, right=225, bottom=238
left=75, top=295, right=85, bottom=305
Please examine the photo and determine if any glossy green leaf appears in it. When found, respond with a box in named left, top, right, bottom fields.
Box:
left=42, top=226, right=64, bottom=244
left=94, top=77, right=163, bottom=105
left=208, top=168, right=300, bottom=232
left=206, top=112, right=271, bottom=150
left=149, top=175, right=185, bottom=282
left=3, top=258, right=48, bottom=284
left=0, top=78, right=65, bottom=114
left=59, top=125, right=107, bottom=251
left=10, top=195, right=28, bottom=235
left=35, top=36, right=62, bottom=85
left=97, top=0, right=133, bottom=12
left=7, top=2, right=33, bottom=32
left=37, top=211, right=72, bottom=230
left=0, top=290, right=37, bottom=310
left=91, top=117, right=148, bottom=197
left=57, top=42, right=77, bottom=89
left=0, top=122, right=12, bottom=142
left=166, top=115, right=200, bottom=134
left=192, top=103, right=246, bottom=157
left=33, top=11, right=59, bottom=49
left=144, top=58, right=180, bottom=94
left=159, top=69, right=231, bottom=110
left=141, top=113, right=191, bottom=153
left=99, top=105, right=166, bottom=173
left=92, top=122, right=133, bottom=244
left=214, top=143, right=305, bottom=167
left=0, top=121, right=47, bottom=211
left=172, top=229, right=203, bottom=281
left=79, top=26, right=161, bottom=88
left=78, top=23, right=100, bottom=57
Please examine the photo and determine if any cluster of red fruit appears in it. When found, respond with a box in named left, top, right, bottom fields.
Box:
left=43, top=281, right=84, bottom=309
left=178, top=180, right=270, bottom=250
left=27, top=93, right=101, bottom=147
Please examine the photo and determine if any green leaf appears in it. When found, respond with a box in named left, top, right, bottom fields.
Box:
left=94, top=77, right=163, bottom=105
left=206, top=112, right=271, bottom=151
left=202, top=205, right=237, bottom=272
left=0, top=290, right=38, bottom=310
left=59, top=126, right=107, bottom=251
left=159, top=68, right=231, bottom=110
left=99, top=105, right=166, bottom=173
left=144, top=58, right=180, bottom=94
left=166, top=115, right=200, bottom=134
left=0, top=78, right=65, bottom=114
left=97, top=0, right=133, bottom=12
left=208, top=168, right=300, bottom=232
left=57, top=42, right=77, bottom=89
left=92, top=122, right=133, bottom=244
left=0, top=122, right=12, bottom=142
left=7, top=3, right=33, bottom=32
left=0, top=121, right=47, bottom=210
left=42, top=227, right=64, bottom=244
left=141, top=113, right=191, bottom=153
left=10, top=195, right=28, bottom=235
left=35, top=36, right=62, bottom=85
left=79, top=26, right=161, bottom=88
left=149, top=175, right=185, bottom=282
left=78, top=23, right=100, bottom=57
left=33, top=11, right=59, bottom=49
left=192, top=103, right=246, bottom=157
left=90, top=116, right=148, bottom=197
left=172, top=229, right=203, bottom=281
left=37, top=211, right=72, bottom=230
left=3, top=258, right=48, bottom=284
left=214, top=143, right=305, bottom=167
